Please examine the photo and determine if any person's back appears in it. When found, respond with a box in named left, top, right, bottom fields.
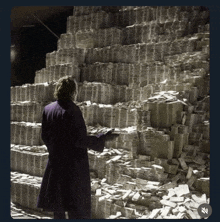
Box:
left=37, top=76, right=117, bottom=219
left=42, top=100, right=88, bottom=163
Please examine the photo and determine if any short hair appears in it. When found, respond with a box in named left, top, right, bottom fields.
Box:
left=54, top=76, right=77, bottom=101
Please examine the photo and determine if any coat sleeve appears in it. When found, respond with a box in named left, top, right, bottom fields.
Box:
left=41, top=109, right=51, bottom=147
left=73, top=107, right=105, bottom=152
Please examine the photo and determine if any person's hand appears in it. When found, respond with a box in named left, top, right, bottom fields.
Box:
left=103, top=129, right=119, bottom=141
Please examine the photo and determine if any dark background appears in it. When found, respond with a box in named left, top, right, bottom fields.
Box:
left=10, top=6, right=74, bottom=86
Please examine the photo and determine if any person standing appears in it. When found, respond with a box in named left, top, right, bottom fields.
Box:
left=37, top=76, right=116, bottom=219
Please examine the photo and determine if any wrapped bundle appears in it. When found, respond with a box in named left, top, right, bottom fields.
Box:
left=10, top=149, right=17, bottom=171
left=102, top=46, right=111, bottom=63
left=154, top=158, right=179, bottom=175
left=76, top=28, right=122, bottom=49
left=11, top=176, right=41, bottom=210
left=31, top=124, right=42, bottom=146
left=16, top=103, right=23, bottom=122
left=45, top=51, right=57, bottom=68
left=10, top=103, right=17, bottom=122
left=55, top=49, right=63, bottom=65
left=95, top=105, right=113, bottom=127
left=81, top=83, right=93, bottom=102
left=10, top=123, right=16, bottom=144
left=27, top=151, right=35, bottom=174
left=34, top=70, right=41, bottom=84
left=188, top=87, right=199, bottom=104
left=85, top=104, right=98, bottom=126
left=128, top=88, right=139, bottom=101
left=50, top=51, right=57, bottom=67
left=48, top=66, right=55, bottom=83
left=73, top=6, right=102, bottom=16
left=117, top=108, right=128, bottom=128
left=157, top=6, right=170, bottom=23
left=198, top=139, right=210, bottom=153
left=185, top=113, right=198, bottom=130
left=76, top=29, right=96, bottom=48
left=60, top=65, right=69, bottom=80
left=40, top=68, right=48, bottom=83
left=57, top=33, right=65, bottom=50
left=15, top=86, right=21, bottom=102
left=117, top=6, right=184, bottom=27
left=19, top=123, right=26, bottom=145
left=124, top=23, right=161, bottom=45
left=49, top=64, right=80, bottom=83
left=25, top=84, right=31, bottom=101
left=57, top=33, right=76, bottom=50
left=106, top=162, right=122, bottom=184
left=35, top=84, right=46, bottom=101
left=13, top=182, right=21, bottom=206
left=19, top=85, right=27, bottom=101
left=118, top=7, right=152, bottom=27
left=79, top=82, right=115, bottom=104
left=161, top=83, right=191, bottom=92
left=68, top=11, right=113, bottom=34
left=45, top=52, right=50, bottom=67
left=55, top=48, right=85, bottom=66
left=73, top=48, right=87, bottom=64
left=188, top=132, right=203, bottom=146
left=62, top=48, right=73, bottom=64
left=139, top=129, right=174, bottom=160
left=100, top=28, right=122, bottom=48
left=110, top=45, right=120, bottom=64
left=137, top=166, right=168, bottom=182
left=143, top=101, right=183, bottom=128
left=26, top=124, right=33, bottom=146
left=28, top=184, right=40, bottom=209
left=39, top=69, right=45, bottom=83
left=141, top=85, right=154, bottom=101
left=105, top=130, right=139, bottom=154
left=20, top=102, right=28, bottom=122
left=113, top=85, right=127, bottom=103
left=51, top=65, right=60, bottom=82
left=81, top=63, right=114, bottom=84
left=34, top=153, right=42, bottom=176
left=35, top=83, right=55, bottom=102
left=166, top=6, right=181, bottom=22
left=96, top=156, right=109, bottom=178
left=147, top=43, right=162, bottom=63
left=192, top=122, right=209, bottom=140
left=99, top=84, right=114, bottom=104
left=120, top=6, right=140, bottom=11
left=85, top=45, right=121, bottom=64
left=11, top=122, right=42, bottom=146
left=56, top=49, right=66, bottom=65
left=126, top=108, right=141, bottom=127
left=92, top=196, right=113, bottom=219
left=11, top=86, right=16, bottom=102
left=114, top=63, right=130, bottom=85
left=31, top=102, right=44, bottom=123
left=193, top=177, right=209, bottom=196
left=13, top=122, right=20, bottom=144
left=173, top=133, right=189, bottom=158
left=11, top=150, right=25, bottom=175
left=137, top=110, right=151, bottom=131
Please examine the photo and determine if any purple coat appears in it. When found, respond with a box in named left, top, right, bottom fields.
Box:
left=37, top=100, right=105, bottom=218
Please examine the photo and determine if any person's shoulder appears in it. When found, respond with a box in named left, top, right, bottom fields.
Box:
left=44, top=101, right=58, bottom=111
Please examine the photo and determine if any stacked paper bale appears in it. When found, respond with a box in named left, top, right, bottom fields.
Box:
left=10, top=6, right=210, bottom=219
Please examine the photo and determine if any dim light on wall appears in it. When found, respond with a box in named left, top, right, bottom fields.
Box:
left=10, top=45, right=16, bottom=63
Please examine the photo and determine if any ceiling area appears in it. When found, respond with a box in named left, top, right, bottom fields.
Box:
left=11, top=6, right=74, bottom=32
left=10, top=6, right=74, bottom=86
